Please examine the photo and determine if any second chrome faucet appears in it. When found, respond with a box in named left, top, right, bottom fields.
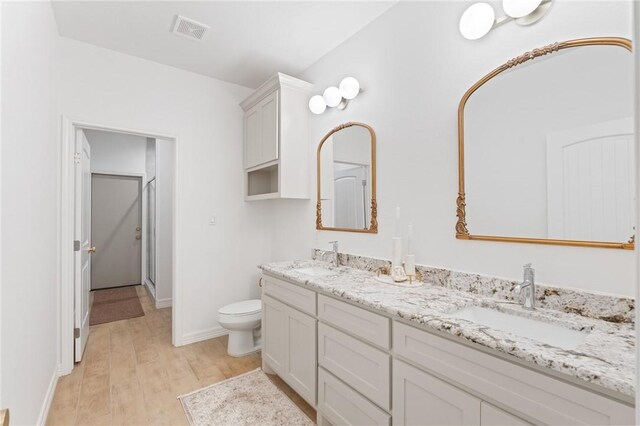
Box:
left=514, top=263, right=535, bottom=310
left=328, top=241, right=339, bottom=267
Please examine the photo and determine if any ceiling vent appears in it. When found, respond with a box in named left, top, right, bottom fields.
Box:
left=171, top=15, right=210, bottom=41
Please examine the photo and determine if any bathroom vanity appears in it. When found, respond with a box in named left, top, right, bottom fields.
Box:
left=259, top=260, right=634, bottom=426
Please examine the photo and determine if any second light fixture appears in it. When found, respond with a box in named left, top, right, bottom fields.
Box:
left=459, top=0, right=552, bottom=40
left=309, top=77, right=361, bottom=115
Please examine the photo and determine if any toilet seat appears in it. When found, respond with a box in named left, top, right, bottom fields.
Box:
left=218, top=299, right=261, bottom=316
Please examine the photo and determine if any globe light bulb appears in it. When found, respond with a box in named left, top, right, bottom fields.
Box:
left=503, top=0, right=542, bottom=18
left=308, top=95, right=327, bottom=114
left=339, top=77, right=360, bottom=100
left=323, top=86, right=342, bottom=108
left=459, top=2, right=495, bottom=40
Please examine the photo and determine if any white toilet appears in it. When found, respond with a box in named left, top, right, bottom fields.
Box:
left=218, top=299, right=262, bottom=357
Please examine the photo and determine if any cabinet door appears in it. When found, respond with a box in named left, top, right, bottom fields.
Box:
left=285, top=307, right=317, bottom=405
left=480, top=403, right=530, bottom=426
left=393, top=359, right=481, bottom=426
left=244, top=105, right=261, bottom=168
left=262, top=295, right=287, bottom=375
left=259, top=91, right=279, bottom=165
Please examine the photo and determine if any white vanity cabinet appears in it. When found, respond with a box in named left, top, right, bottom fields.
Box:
left=260, top=272, right=635, bottom=426
left=261, top=278, right=317, bottom=406
left=392, top=321, right=634, bottom=425
left=241, top=73, right=313, bottom=200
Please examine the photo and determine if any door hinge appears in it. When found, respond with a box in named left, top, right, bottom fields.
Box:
left=74, top=240, right=80, bottom=251
left=73, top=152, right=80, bottom=164
left=74, top=327, right=80, bottom=339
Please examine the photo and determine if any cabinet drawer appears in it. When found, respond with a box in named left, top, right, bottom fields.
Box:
left=393, top=321, right=634, bottom=425
left=318, top=295, right=390, bottom=349
left=262, top=275, right=316, bottom=315
left=319, top=367, right=390, bottom=426
left=318, top=322, right=390, bottom=410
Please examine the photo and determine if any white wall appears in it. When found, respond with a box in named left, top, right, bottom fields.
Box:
left=268, top=0, right=635, bottom=297
left=85, top=129, right=147, bottom=174
left=57, top=37, right=271, bottom=344
left=1, top=2, right=59, bottom=424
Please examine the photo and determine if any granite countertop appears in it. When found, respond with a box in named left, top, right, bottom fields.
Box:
left=259, top=259, right=635, bottom=399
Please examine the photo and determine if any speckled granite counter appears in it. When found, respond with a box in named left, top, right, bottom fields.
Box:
left=259, top=259, right=635, bottom=399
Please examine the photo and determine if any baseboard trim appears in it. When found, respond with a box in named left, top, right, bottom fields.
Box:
left=179, top=326, right=228, bottom=346
left=155, top=297, right=172, bottom=309
left=37, top=368, right=59, bottom=425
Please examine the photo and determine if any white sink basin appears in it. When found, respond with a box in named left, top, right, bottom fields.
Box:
left=292, top=267, right=335, bottom=277
left=452, top=306, right=588, bottom=350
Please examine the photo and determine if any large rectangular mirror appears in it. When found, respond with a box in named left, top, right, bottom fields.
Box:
left=317, top=122, right=377, bottom=233
left=457, top=37, right=634, bottom=249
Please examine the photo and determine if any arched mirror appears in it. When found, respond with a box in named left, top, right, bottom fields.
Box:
left=457, top=37, right=634, bottom=249
left=317, top=122, right=377, bottom=233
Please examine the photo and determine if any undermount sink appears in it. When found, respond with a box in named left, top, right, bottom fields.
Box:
left=452, top=306, right=589, bottom=350
left=292, top=266, right=336, bottom=277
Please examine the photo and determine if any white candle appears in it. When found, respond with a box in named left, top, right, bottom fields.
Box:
left=407, top=224, right=413, bottom=255
left=404, top=254, right=416, bottom=276
left=395, top=205, right=401, bottom=237
left=392, top=237, right=402, bottom=268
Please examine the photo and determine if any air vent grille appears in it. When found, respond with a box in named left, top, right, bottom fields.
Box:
left=171, top=15, right=209, bottom=41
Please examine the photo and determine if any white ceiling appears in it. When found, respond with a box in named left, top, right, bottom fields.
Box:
left=51, top=1, right=397, bottom=88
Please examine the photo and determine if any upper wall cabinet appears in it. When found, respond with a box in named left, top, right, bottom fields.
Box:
left=241, top=73, right=313, bottom=201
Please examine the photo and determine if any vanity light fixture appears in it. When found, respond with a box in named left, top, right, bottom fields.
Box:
left=309, top=77, right=361, bottom=114
left=459, top=0, right=552, bottom=40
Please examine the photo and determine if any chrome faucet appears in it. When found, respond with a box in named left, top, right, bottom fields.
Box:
left=328, top=241, right=339, bottom=267
left=514, top=263, right=535, bottom=310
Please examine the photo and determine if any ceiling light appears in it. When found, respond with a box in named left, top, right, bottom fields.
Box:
left=309, top=95, right=327, bottom=115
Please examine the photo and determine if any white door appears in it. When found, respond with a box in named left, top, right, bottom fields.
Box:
left=547, top=118, right=634, bottom=242
left=91, top=174, right=142, bottom=290
left=74, top=129, right=92, bottom=362
left=333, top=163, right=368, bottom=229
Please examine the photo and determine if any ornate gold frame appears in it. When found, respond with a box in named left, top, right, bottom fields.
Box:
left=316, top=122, right=378, bottom=233
left=457, top=37, right=634, bottom=250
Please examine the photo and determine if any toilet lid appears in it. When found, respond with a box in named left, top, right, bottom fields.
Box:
left=219, top=299, right=262, bottom=316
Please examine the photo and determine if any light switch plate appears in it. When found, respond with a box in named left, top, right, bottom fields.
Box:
left=209, top=216, right=217, bottom=226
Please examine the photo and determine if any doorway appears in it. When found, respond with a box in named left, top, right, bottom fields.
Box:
left=59, top=118, right=177, bottom=375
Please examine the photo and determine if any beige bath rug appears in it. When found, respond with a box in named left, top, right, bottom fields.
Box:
left=179, top=369, right=314, bottom=426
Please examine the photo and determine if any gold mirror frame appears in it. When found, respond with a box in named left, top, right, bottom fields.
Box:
left=316, top=122, right=378, bottom=233
left=457, top=37, right=634, bottom=250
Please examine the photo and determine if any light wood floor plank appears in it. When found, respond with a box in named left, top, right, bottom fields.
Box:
left=46, top=285, right=316, bottom=425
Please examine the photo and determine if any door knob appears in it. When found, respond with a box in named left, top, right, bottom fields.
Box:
left=88, top=246, right=97, bottom=254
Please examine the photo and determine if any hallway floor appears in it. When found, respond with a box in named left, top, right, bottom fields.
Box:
left=46, top=286, right=315, bottom=425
